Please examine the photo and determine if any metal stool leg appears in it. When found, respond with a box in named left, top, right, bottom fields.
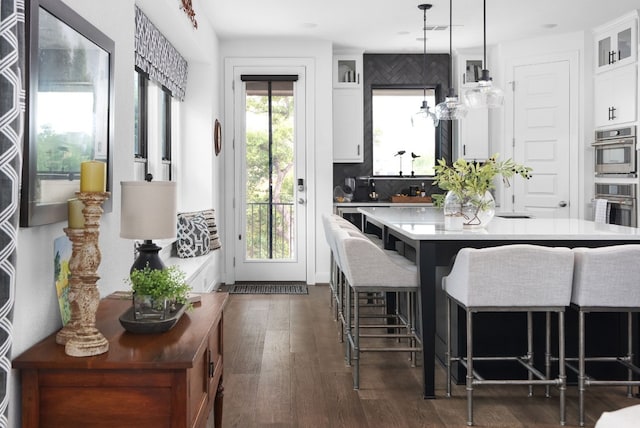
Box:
left=627, top=312, right=634, bottom=398
left=345, top=279, right=352, bottom=367
left=353, top=289, right=360, bottom=390
left=558, top=310, right=566, bottom=426
left=545, top=312, right=551, bottom=398
left=527, top=311, right=534, bottom=397
left=467, top=309, right=474, bottom=427
left=446, top=296, right=452, bottom=398
left=578, top=310, right=586, bottom=427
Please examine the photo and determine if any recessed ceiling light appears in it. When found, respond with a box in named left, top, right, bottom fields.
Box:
left=542, top=23, right=557, bottom=29
left=301, top=22, right=317, bottom=29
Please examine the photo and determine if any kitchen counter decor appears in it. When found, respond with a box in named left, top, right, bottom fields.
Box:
left=433, top=154, right=532, bottom=229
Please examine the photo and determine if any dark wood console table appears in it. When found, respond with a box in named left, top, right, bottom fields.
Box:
left=13, top=292, right=228, bottom=428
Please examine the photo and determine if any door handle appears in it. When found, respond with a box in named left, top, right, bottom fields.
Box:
left=298, top=198, right=305, bottom=205
left=558, top=201, right=567, bottom=208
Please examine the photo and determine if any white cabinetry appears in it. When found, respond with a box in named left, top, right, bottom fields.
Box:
left=453, top=52, right=489, bottom=161
left=594, top=64, right=637, bottom=128
left=594, top=12, right=638, bottom=73
left=333, top=53, right=363, bottom=163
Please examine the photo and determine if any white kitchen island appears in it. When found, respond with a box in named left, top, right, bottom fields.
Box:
left=358, top=206, right=640, bottom=399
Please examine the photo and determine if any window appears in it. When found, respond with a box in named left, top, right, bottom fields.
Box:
left=371, top=88, right=436, bottom=176
left=159, top=87, right=172, bottom=181
left=133, top=69, right=173, bottom=181
left=134, top=69, right=148, bottom=180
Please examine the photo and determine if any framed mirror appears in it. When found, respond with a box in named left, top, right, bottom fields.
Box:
left=21, top=0, right=114, bottom=226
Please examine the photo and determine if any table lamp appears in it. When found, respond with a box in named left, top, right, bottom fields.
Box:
left=120, top=179, right=177, bottom=272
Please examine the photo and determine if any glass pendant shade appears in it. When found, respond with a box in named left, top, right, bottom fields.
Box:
left=436, top=0, right=467, bottom=121
left=464, top=71, right=504, bottom=109
left=464, top=0, right=504, bottom=109
left=415, top=100, right=440, bottom=127
left=436, top=89, right=468, bottom=119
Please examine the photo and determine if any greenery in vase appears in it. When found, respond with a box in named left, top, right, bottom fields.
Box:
left=126, top=265, right=191, bottom=306
left=432, top=154, right=532, bottom=210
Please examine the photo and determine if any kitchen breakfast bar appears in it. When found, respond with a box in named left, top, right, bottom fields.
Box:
left=358, top=206, right=640, bottom=399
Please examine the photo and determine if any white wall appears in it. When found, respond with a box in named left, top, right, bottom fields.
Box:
left=9, top=0, right=221, bottom=425
left=219, top=39, right=334, bottom=284
left=487, top=30, right=593, bottom=218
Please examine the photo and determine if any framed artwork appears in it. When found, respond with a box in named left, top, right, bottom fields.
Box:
left=21, top=0, right=115, bottom=226
left=214, top=119, right=222, bottom=156
left=53, top=235, right=72, bottom=325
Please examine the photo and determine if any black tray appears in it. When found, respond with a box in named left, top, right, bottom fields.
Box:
left=118, top=303, right=187, bottom=334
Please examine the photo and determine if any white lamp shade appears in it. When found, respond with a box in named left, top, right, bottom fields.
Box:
left=120, top=181, right=177, bottom=240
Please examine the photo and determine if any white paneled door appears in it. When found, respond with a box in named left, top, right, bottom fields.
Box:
left=512, top=60, right=571, bottom=218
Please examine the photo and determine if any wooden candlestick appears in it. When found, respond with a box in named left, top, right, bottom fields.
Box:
left=55, top=228, right=84, bottom=345
left=65, top=191, right=110, bottom=357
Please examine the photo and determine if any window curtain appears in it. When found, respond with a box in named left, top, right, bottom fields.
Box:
left=135, top=6, right=188, bottom=101
left=0, top=0, right=24, bottom=424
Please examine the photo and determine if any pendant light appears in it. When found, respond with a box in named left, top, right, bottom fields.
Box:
left=435, top=0, right=468, bottom=120
left=415, top=4, right=439, bottom=128
left=463, top=0, right=504, bottom=109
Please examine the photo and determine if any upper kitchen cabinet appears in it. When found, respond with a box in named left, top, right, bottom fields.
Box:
left=333, top=52, right=363, bottom=163
left=453, top=52, right=489, bottom=161
left=594, top=64, right=637, bottom=128
left=333, top=88, right=363, bottom=162
left=594, top=11, right=638, bottom=73
left=333, top=54, right=362, bottom=88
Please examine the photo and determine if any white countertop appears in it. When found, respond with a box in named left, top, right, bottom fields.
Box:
left=358, top=206, right=640, bottom=241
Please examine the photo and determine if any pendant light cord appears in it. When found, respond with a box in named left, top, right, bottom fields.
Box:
left=483, top=0, right=487, bottom=69
left=422, top=5, right=427, bottom=100
left=448, top=0, right=453, bottom=92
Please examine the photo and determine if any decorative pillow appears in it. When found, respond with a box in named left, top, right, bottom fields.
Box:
left=176, top=213, right=211, bottom=258
left=177, top=209, right=222, bottom=250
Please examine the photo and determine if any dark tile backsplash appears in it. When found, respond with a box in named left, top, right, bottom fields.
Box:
left=333, top=53, right=452, bottom=202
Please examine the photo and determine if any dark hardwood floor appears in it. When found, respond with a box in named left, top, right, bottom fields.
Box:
left=221, top=285, right=639, bottom=427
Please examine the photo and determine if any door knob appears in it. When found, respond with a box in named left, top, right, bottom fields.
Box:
left=558, top=201, right=567, bottom=207
left=298, top=198, right=305, bottom=205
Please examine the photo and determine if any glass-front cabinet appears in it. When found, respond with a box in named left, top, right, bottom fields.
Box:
left=333, top=54, right=362, bottom=88
left=594, top=12, right=638, bottom=73
left=333, top=52, right=363, bottom=162
left=453, top=52, right=489, bottom=161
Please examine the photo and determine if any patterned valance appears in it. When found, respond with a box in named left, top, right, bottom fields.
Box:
left=135, top=6, right=188, bottom=101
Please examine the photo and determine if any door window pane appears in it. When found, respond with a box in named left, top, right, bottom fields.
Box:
left=244, top=80, right=295, bottom=260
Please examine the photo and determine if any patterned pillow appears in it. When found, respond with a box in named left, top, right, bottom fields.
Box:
left=177, top=209, right=222, bottom=250
left=176, top=213, right=211, bottom=258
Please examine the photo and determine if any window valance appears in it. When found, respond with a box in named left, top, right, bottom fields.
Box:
left=135, top=6, right=188, bottom=101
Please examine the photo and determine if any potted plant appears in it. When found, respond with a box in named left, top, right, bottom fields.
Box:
left=433, top=154, right=532, bottom=228
left=126, top=265, right=191, bottom=320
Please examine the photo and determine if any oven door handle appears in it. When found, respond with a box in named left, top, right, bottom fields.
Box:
left=591, top=139, right=635, bottom=147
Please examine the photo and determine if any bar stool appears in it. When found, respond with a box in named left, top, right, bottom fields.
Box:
left=443, top=244, right=574, bottom=426
left=335, top=228, right=422, bottom=390
left=569, top=245, right=640, bottom=427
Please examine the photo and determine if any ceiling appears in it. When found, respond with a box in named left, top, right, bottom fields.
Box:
left=201, top=0, right=639, bottom=53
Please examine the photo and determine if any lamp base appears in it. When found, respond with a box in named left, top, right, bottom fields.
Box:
left=131, top=240, right=166, bottom=272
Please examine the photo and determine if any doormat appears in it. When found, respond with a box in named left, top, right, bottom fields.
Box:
left=229, top=283, right=308, bottom=295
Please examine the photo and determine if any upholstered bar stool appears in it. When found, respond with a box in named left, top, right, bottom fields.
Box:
left=335, top=228, right=422, bottom=390
left=569, top=245, right=640, bottom=427
left=443, top=244, right=574, bottom=426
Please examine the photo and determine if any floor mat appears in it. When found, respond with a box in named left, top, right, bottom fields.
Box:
left=229, top=283, right=308, bottom=295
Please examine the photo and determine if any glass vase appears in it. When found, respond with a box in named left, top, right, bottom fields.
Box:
left=133, top=294, right=169, bottom=320
left=444, top=190, right=495, bottom=229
